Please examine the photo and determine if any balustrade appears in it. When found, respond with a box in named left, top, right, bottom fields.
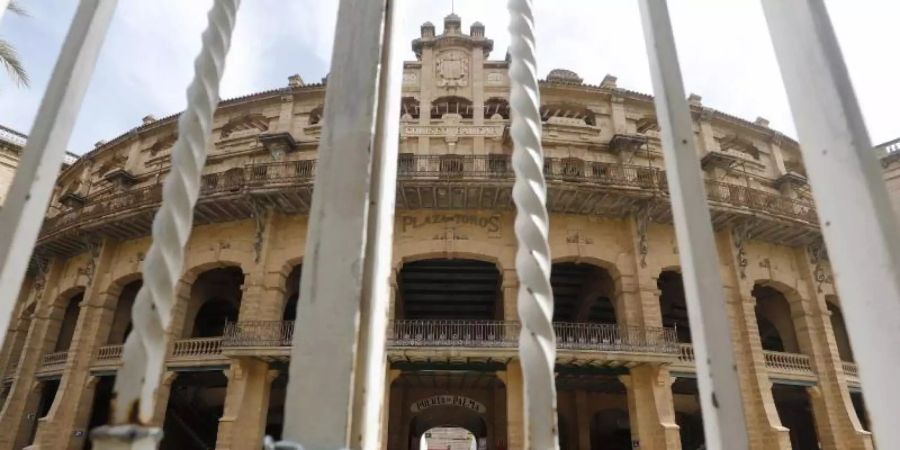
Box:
left=40, top=350, right=69, bottom=368
left=678, top=342, right=695, bottom=363
left=223, top=320, right=294, bottom=347
left=171, top=337, right=223, bottom=360
left=763, top=350, right=814, bottom=374
left=96, top=344, right=124, bottom=361
left=842, top=361, right=859, bottom=378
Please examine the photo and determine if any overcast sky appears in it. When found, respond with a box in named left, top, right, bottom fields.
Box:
left=0, top=1, right=897, bottom=155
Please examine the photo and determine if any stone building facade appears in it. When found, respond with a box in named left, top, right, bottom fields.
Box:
left=0, top=15, right=873, bottom=450
left=0, top=125, right=27, bottom=206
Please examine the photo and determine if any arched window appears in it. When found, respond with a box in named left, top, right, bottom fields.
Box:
left=540, top=104, right=596, bottom=126
left=401, top=97, right=420, bottom=120
left=431, top=96, right=474, bottom=119
left=484, top=97, right=510, bottom=120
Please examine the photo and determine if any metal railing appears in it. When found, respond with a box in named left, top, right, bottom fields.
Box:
left=223, top=320, right=294, bottom=347
left=222, top=319, right=679, bottom=354
left=37, top=156, right=821, bottom=243
left=171, top=337, right=223, bottom=360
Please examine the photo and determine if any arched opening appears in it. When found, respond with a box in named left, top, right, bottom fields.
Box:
left=397, top=259, right=501, bottom=320
left=185, top=267, right=244, bottom=338
left=265, top=372, right=288, bottom=442
left=772, top=385, right=820, bottom=450
left=484, top=97, right=510, bottom=120
left=419, top=426, right=478, bottom=450
left=160, top=371, right=228, bottom=450
left=107, top=280, right=141, bottom=345
left=308, top=105, right=324, bottom=125
left=826, top=298, right=853, bottom=362
left=54, top=291, right=84, bottom=352
left=752, top=285, right=800, bottom=353
left=590, top=409, right=630, bottom=450
left=850, top=390, right=869, bottom=431
left=3, top=302, right=36, bottom=377
left=282, top=264, right=302, bottom=322
left=387, top=372, right=503, bottom=450
left=431, top=96, right=474, bottom=119
left=550, top=262, right=616, bottom=324
left=672, top=378, right=705, bottom=450
left=658, top=270, right=691, bottom=343
left=555, top=374, right=629, bottom=450
left=401, top=97, right=421, bottom=120
left=84, top=376, right=115, bottom=450
left=25, top=379, right=61, bottom=446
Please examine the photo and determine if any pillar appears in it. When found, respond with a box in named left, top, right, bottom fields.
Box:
left=382, top=369, right=401, bottom=450
left=794, top=249, right=873, bottom=450
left=620, top=366, right=681, bottom=450
left=502, top=269, right=518, bottom=322
left=216, top=358, right=279, bottom=450
left=574, top=391, right=592, bottom=450
left=505, top=361, right=525, bottom=450
left=33, top=242, right=119, bottom=449
left=0, top=259, right=64, bottom=450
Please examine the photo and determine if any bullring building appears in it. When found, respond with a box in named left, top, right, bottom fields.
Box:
left=0, top=15, right=871, bottom=450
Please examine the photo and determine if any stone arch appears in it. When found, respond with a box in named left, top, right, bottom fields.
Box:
left=105, top=277, right=142, bottom=345
left=401, top=96, right=420, bottom=119
left=484, top=97, right=510, bottom=120
left=393, top=239, right=509, bottom=273
left=308, top=105, right=324, bottom=125
left=430, top=96, right=474, bottom=119
left=658, top=269, right=691, bottom=343
left=752, top=281, right=805, bottom=354
left=220, top=113, right=269, bottom=139
left=173, top=261, right=245, bottom=338
left=51, top=289, right=86, bottom=352
left=551, top=255, right=624, bottom=324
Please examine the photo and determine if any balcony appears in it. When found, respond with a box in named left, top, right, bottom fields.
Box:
left=169, top=337, right=225, bottom=367
left=671, top=343, right=817, bottom=383
left=36, top=154, right=821, bottom=259
left=36, top=350, right=69, bottom=377
left=223, top=319, right=679, bottom=367
left=842, top=361, right=861, bottom=387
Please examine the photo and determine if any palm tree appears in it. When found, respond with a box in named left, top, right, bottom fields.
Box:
left=1, top=0, right=29, bottom=87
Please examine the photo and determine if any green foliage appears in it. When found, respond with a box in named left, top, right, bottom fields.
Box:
left=2, top=1, right=30, bottom=87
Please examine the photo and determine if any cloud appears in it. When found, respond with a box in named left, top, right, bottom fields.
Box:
left=0, top=0, right=897, bottom=155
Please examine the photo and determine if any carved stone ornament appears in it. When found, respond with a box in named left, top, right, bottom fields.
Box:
left=634, top=205, right=651, bottom=268
left=732, top=223, right=752, bottom=279
left=807, top=242, right=833, bottom=293
left=435, top=50, right=469, bottom=87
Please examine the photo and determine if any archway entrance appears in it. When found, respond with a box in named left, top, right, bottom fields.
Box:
left=387, top=372, right=504, bottom=450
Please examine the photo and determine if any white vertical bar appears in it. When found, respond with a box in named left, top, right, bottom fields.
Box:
left=507, top=0, right=559, bottom=448
left=760, top=2, right=900, bottom=448
left=91, top=2, right=241, bottom=449
left=351, top=0, right=403, bottom=449
left=0, top=0, right=117, bottom=353
left=282, top=0, right=392, bottom=447
left=636, top=1, right=749, bottom=449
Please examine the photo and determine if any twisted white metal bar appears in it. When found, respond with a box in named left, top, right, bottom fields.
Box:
left=98, top=0, right=240, bottom=434
left=507, top=0, right=559, bottom=448
left=637, top=1, right=749, bottom=449
left=0, top=0, right=117, bottom=354
left=760, top=1, right=900, bottom=448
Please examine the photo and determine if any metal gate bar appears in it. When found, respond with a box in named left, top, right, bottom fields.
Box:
left=636, top=2, right=750, bottom=449
left=760, top=1, right=900, bottom=448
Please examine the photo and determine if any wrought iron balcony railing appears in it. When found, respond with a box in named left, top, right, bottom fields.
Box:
left=222, top=319, right=679, bottom=354
left=39, top=155, right=819, bottom=246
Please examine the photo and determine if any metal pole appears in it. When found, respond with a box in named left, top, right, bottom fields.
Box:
left=507, top=0, right=559, bottom=448
left=636, top=1, right=750, bottom=449
left=0, top=0, right=117, bottom=353
left=760, top=1, right=900, bottom=448
left=91, top=1, right=241, bottom=448
left=281, top=0, right=393, bottom=448
left=351, top=0, right=404, bottom=449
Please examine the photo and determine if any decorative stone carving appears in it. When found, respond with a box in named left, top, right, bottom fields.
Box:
left=634, top=206, right=651, bottom=268
left=546, top=68, right=583, bottom=85
left=259, top=132, right=297, bottom=160
left=732, top=223, right=753, bottom=278
left=220, top=113, right=269, bottom=139
left=435, top=50, right=469, bottom=87
left=807, top=241, right=833, bottom=293
left=609, top=134, right=648, bottom=155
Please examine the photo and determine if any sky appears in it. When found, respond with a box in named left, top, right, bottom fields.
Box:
left=0, top=0, right=897, bottom=155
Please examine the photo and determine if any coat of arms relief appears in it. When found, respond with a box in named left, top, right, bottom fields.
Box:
left=435, top=50, right=468, bottom=87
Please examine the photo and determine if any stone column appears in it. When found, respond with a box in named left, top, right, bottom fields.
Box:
left=574, top=390, right=591, bottom=450
left=620, top=366, right=681, bottom=450
left=34, top=241, right=118, bottom=449
left=719, top=231, right=792, bottom=450
left=381, top=369, right=401, bottom=450
left=794, top=249, right=873, bottom=450
left=216, top=358, right=279, bottom=450
left=502, top=269, right=518, bottom=322
left=504, top=361, right=525, bottom=450
left=0, top=259, right=64, bottom=450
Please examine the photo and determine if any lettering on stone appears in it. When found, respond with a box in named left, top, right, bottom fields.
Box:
left=410, top=395, right=487, bottom=414
left=399, top=214, right=502, bottom=234
left=401, top=125, right=503, bottom=137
